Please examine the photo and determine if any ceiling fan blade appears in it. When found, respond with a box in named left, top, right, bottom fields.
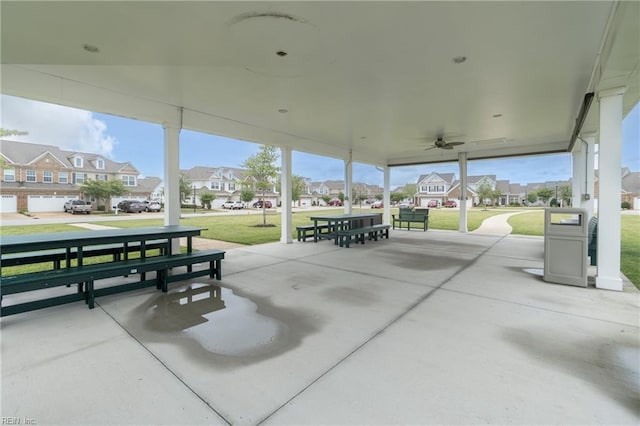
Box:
left=424, top=146, right=437, bottom=151
left=445, top=141, right=465, bottom=147
left=442, top=145, right=454, bottom=150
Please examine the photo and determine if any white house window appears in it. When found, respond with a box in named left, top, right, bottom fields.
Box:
left=43, top=171, right=53, bottom=183
left=96, top=158, right=105, bottom=169
left=74, top=172, right=85, bottom=184
left=121, top=175, right=136, bottom=186
left=427, top=185, right=445, bottom=193
left=228, top=183, right=236, bottom=191
left=210, top=181, right=221, bottom=190
left=96, top=174, right=108, bottom=181
left=59, top=171, right=68, bottom=183
left=3, top=168, right=15, bottom=182
left=227, top=172, right=234, bottom=179
left=26, top=169, right=36, bottom=182
left=74, top=157, right=83, bottom=168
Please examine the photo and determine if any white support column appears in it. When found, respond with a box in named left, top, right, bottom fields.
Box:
left=163, top=120, right=181, bottom=254
left=596, top=87, right=626, bottom=291
left=280, top=147, right=293, bottom=244
left=458, top=152, right=468, bottom=233
left=383, top=166, right=391, bottom=225
left=344, top=151, right=353, bottom=214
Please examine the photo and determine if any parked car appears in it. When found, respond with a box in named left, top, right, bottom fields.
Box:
left=328, top=199, right=343, bottom=206
left=143, top=200, right=162, bottom=212
left=427, top=200, right=439, bottom=208
left=444, top=200, right=457, bottom=208
left=253, top=200, right=272, bottom=208
left=63, top=199, right=92, bottom=214
left=222, top=200, right=244, bottom=209
left=399, top=202, right=414, bottom=209
left=117, top=200, right=145, bottom=213
left=371, top=201, right=384, bottom=208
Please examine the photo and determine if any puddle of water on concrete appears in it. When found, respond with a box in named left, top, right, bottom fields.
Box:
left=144, top=284, right=289, bottom=357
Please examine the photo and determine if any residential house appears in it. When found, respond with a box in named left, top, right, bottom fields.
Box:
left=0, top=140, right=154, bottom=212
left=415, top=173, right=456, bottom=207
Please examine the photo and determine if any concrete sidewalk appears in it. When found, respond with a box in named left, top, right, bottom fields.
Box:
left=471, top=210, right=537, bottom=235
left=1, top=230, right=638, bottom=425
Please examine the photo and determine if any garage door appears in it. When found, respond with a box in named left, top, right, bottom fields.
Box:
left=28, top=195, right=78, bottom=213
left=0, top=195, right=17, bottom=213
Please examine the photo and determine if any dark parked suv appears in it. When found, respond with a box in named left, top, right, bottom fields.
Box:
left=117, top=200, right=145, bottom=213
left=253, top=200, right=272, bottom=208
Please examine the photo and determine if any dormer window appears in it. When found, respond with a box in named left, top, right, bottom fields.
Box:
left=227, top=172, right=234, bottom=179
left=96, top=158, right=105, bottom=170
left=74, top=157, right=83, bottom=168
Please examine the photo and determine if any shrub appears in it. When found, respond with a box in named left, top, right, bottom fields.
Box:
left=621, top=201, right=631, bottom=209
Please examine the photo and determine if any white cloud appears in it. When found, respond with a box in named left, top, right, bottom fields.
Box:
left=1, top=95, right=117, bottom=157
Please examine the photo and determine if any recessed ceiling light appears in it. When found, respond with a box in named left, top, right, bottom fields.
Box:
left=493, top=114, right=503, bottom=118
left=276, top=51, right=288, bottom=57
left=452, top=56, right=467, bottom=64
left=82, top=44, right=100, bottom=53
left=278, top=109, right=288, bottom=113
left=360, top=136, right=367, bottom=139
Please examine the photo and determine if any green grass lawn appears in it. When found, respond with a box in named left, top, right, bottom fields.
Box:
left=2, top=208, right=637, bottom=287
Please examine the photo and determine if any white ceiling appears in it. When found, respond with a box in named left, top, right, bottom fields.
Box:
left=1, top=1, right=638, bottom=167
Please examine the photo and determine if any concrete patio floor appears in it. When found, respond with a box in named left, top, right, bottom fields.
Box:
left=1, top=230, right=638, bottom=425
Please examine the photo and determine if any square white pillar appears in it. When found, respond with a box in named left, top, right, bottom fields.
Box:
left=595, top=87, right=626, bottom=291
left=280, top=147, right=293, bottom=244
left=458, top=152, right=468, bottom=233
left=163, top=120, right=181, bottom=254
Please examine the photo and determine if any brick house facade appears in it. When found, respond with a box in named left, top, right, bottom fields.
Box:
left=0, top=140, right=155, bottom=212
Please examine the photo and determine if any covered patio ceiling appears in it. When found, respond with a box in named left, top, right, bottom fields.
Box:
left=1, top=1, right=638, bottom=166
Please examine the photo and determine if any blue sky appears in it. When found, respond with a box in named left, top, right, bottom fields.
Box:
left=2, top=95, right=638, bottom=188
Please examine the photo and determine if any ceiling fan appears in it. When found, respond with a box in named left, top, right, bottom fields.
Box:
left=424, top=137, right=465, bottom=151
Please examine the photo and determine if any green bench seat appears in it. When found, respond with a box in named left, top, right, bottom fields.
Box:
left=0, top=249, right=225, bottom=317
left=296, top=224, right=331, bottom=241
left=336, top=224, right=390, bottom=248
left=392, top=208, right=429, bottom=231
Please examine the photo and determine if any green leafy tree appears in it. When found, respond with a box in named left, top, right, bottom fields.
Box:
left=526, top=190, right=538, bottom=205
left=81, top=179, right=126, bottom=210
left=374, top=193, right=383, bottom=201
left=242, top=145, right=280, bottom=225
left=558, top=184, right=572, bottom=207
left=492, top=188, right=503, bottom=206
left=338, top=192, right=345, bottom=203
left=322, top=195, right=331, bottom=205
left=476, top=183, right=494, bottom=209
left=390, top=192, right=406, bottom=204
left=291, top=175, right=305, bottom=206
left=179, top=173, right=192, bottom=202
left=536, top=187, right=555, bottom=205
left=199, top=191, right=215, bottom=210
left=0, top=128, right=28, bottom=137
left=404, top=183, right=417, bottom=200
left=240, top=187, right=255, bottom=205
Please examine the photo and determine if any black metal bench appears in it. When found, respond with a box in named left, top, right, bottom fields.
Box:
left=336, top=224, right=390, bottom=248
left=392, top=208, right=429, bottom=231
left=296, top=224, right=330, bottom=241
left=0, top=249, right=225, bottom=317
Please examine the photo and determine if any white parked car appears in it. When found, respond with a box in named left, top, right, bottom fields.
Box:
left=222, top=200, right=244, bottom=209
